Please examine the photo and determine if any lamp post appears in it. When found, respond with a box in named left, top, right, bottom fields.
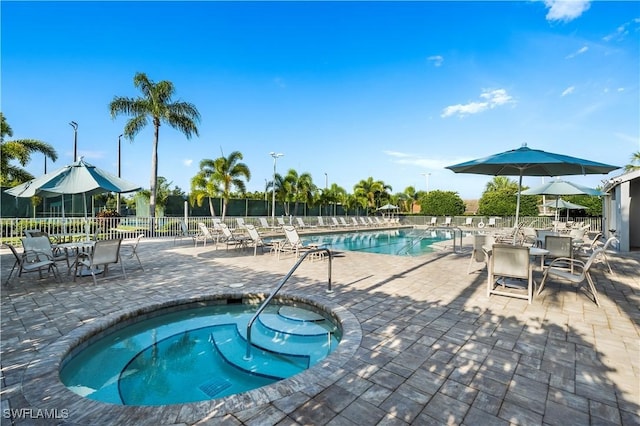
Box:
left=420, top=172, right=431, bottom=193
left=69, top=121, right=78, bottom=162
left=117, top=134, right=123, bottom=214
left=269, top=152, right=284, bottom=226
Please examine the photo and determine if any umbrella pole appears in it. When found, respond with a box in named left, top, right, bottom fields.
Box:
left=514, top=172, right=523, bottom=243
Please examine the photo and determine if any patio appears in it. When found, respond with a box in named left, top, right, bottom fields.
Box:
left=1, top=237, right=638, bottom=425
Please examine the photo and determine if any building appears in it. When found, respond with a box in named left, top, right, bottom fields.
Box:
left=602, top=169, right=640, bottom=252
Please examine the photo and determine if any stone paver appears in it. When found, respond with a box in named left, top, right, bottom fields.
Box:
left=1, top=235, right=638, bottom=425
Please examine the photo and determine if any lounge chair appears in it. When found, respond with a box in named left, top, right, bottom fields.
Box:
left=245, top=224, right=273, bottom=256
left=258, top=217, right=280, bottom=231
left=296, top=217, right=317, bottom=229
left=4, top=242, right=60, bottom=284
left=277, top=217, right=287, bottom=227
left=351, top=217, right=360, bottom=227
left=359, top=217, right=371, bottom=227
left=487, top=217, right=497, bottom=227
left=429, top=217, right=437, bottom=226
left=331, top=217, right=344, bottom=227
left=464, top=217, right=473, bottom=227
left=235, top=217, right=247, bottom=230
left=442, top=217, right=452, bottom=227
left=339, top=217, right=351, bottom=227
left=120, top=234, right=144, bottom=271
left=73, top=239, right=126, bottom=285
left=279, top=225, right=316, bottom=259
left=538, top=248, right=605, bottom=306
left=487, top=244, right=534, bottom=304
left=317, top=217, right=335, bottom=228
left=174, top=220, right=198, bottom=246
left=218, top=223, right=250, bottom=250
left=196, top=222, right=218, bottom=247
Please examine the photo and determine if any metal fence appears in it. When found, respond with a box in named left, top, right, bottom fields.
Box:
left=0, top=215, right=602, bottom=246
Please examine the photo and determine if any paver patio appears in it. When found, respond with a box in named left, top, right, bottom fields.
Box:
left=1, top=236, right=638, bottom=425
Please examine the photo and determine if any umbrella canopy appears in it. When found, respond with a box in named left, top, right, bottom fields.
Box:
left=446, top=144, right=618, bottom=227
left=377, top=203, right=399, bottom=211
left=520, top=179, right=606, bottom=197
left=5, top=158, right=140, bottom=199
left=541, top=198, right=588, bottom=210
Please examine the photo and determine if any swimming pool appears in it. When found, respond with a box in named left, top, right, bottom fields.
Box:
left=60, top=297, right=341, bottom=406
left=299, top=228, right=457, bottom=256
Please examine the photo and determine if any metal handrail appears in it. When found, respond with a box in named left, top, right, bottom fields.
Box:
left=244, top=247, right=333, bottom=360
left=396, top=226, right=464, bottom=255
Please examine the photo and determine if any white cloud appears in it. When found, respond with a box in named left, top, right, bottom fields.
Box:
left=183, top=159, right=193, bottom=167
left=561, top=86, right=575, bottom=97
left=566, top=45, right=588, bottom=59
left=427, top=55, right=444, bottom=67
left=544, top=0, right=591, bottom=22
left=603, top=19, right=639, bottom=42
left=441, top=89, right=515, bottom=118
left=383, top=151, right=451, bottom=170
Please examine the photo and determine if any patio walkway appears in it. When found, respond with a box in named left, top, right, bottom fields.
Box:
left=1, top=238, right=638, bottom=425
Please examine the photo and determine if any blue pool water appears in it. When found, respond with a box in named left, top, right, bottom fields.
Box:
left=60, top=301, right=340, bottom=406
left=298, top=228, right=457, bottom=256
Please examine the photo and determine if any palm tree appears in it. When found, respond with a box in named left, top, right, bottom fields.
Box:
left=624, top=151, right=640, bottom=172
left=209, top=151, right=250, bottom=220
left=136, top=176, right=175, bottom=216
left=190, top=163, right=221, bottom=217
left=484, top=176, right=518, bottom=193
left=353, top=177, right=392, bottom=214
left=283, top=169, right=316, bottom=216
left=1, top=113, right=58, bottom=186
left=109, top=72, right=200, bottom=224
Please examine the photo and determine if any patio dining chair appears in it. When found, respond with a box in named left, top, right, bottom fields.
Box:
left=120, top=234, right=144, bottom=271
left=467, top=234, right=494, bottom=274
left=73, top=238, right=126, bottom=285
left=538, top=247, right=604, bottom=307
left=23, top=235, right=70, bottom=272
left=4, top=242, right=61, bottom=284
left=487, top=244, right=534, bottom=304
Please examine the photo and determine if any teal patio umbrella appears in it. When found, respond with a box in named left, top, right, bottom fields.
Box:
left=5, top=158, right=140, bottom=228
left=446, top=144, right=618, bottom=228
left=541, top=198, right=588, bottom=220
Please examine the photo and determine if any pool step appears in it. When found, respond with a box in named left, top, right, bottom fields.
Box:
left=210, top=324, right=309, bottom=380
left=258, top=306, right=333, bottom=337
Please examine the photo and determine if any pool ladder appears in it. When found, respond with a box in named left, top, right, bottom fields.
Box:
left=396, top=226, right=464, bottom=256
left=244, top=248, right=333, bottom=360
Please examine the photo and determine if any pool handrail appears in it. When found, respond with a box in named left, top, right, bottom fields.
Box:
left=244, top=247, right=333, bottom=360
left=397, top=226, right=464, bottom=255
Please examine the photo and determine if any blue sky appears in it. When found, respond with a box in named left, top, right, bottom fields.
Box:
left=2, top=1, right=639, bottom=200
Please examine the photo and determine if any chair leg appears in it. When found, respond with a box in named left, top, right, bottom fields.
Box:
left=585, top=272, right=600, bottom=307
left=537, top=270, right=550, bottom=295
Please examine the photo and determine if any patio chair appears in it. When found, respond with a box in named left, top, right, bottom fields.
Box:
left=442, top=217, right=452, bottom=227
left=4, top=242, right=60, bottom=284
left=317, top=217, right=335, bottom=228
left=73, top=238, right=126, bottom=285
left=538, top=248, right=605, bottom=307
left=277, top=217, right=287, bottom=227
left=235, top=217, right=247, bottom=229
left=174, top=220, right=198, bottom=246
left=467, top=234, right=494, bottom=274
left=245, top=224, right=274, bottom=256
left=120, top=234, right=144, bottom=271
left=487, top=217, right=497, bottom=227
left=592, top=236, right=617, bottom=275
left=487, top=244, right=534, bottom=304
left=340, top=217, right=351, bottom=227
left=519, top=227, right=538, bottom=247
left=544, top=235, right=573, bottom=270
left=331, top=217, right=344, bottom=227
left=196, top=222, right=218, bottom=247
left=429, top=217, right=437, bottom=226
left=464, top=217, right=473, bottom=227
left=351, top=217, right=360, bottom=227
left=23, top=235, right=70, bottom=271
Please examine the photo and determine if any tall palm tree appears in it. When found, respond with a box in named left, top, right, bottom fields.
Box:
left=1, top=113, right=58, bottom=186
left=109, top=72, right=200, bottom=223
left=624, top=151, right=640, bottom=172
left=209, top=151, right=250, bottom=220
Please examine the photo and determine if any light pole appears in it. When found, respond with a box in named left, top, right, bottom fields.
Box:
left=324, top=172, right=328, bottom=217
left=117, top=134, right=123, bottom=214
left=269, top=152, right=284, bottom=226
left=421, top=172, right=431, bottom=193
left=69, top=121, right=78, bottom=161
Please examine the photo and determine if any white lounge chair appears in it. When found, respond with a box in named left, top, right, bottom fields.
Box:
left=235, top=217, right=247, bottom=229
left=317, top=217, right=335, bottom=228
left=296, top=217, right=317, bottom=229
left=442, top=217, right=452, bottom=227
left=464, top=217, right=473, bottom=227
left=258, top=217, right=279, bottom=231
left=196, top=222, right=218, bottom=247
left=174, top=220, right=198, bottom=246
left=245, top=224, right=273, bottom=256
left=429, top=217, right=437, bottom=226
left=279, top=225, right=316, bottom=259
left=218, top=223, right=250, bottom=250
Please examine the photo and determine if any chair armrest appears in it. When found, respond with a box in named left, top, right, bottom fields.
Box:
left=548, top=257, right=585, bottom=269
